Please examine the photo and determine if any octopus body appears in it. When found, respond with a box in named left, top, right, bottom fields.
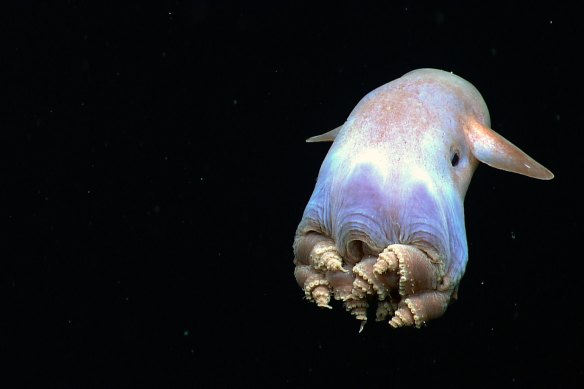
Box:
left=293, top=68, right=553, bottom=330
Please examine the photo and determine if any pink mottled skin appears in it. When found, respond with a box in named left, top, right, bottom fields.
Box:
left=293, top=68, right=553, bottom=329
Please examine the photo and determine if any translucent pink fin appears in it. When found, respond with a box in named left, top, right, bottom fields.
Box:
left=465, top=118, right=554, bottom=180
left=306, top=126, right=342, bottom=143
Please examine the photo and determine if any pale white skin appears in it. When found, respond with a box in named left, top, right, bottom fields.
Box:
left=293, top=68, right=553, bottom=329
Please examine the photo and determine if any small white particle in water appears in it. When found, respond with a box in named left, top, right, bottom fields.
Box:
left=510, top=231, right=516, bottom=239
left=480, top=281, right=485, bottom=285
left=87, top=190, right=91, bottom=194
left=233, top=99, right=238, bottom=105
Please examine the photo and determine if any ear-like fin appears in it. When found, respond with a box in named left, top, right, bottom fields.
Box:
left=465, top=118, right=554, bottom=180
left=306, top=126, right=342, bottom=143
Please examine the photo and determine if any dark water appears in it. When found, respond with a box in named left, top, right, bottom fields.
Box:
left=5, top=1, right=579, bottom=387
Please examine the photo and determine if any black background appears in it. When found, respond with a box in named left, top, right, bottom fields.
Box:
left=4, top=1, right=580, bottom=387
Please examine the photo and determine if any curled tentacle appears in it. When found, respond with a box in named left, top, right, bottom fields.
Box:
left=350, top=275, right=372, bottom=300
left=293, top=265, right=332, bottom=308
left=374, top=246, right=399, bottom=275
left=352, top=256, right=388, bottom=300
left=344, top=296, right=369, bottom=323
left=310, top=241, right=347, bottom=272
left=293, top=233, right=346, bottom=272
left=389, top=304, right=416, bottom=328
left=311, top=285, right=333, bottom=309
left=389, top=291, right=451, bottom=328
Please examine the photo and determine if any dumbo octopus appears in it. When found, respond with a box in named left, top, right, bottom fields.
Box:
left=293, top=68, right=553, bottom=330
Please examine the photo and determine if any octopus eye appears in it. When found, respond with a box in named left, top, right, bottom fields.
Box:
left=450, top=150, right=460, bottom=167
